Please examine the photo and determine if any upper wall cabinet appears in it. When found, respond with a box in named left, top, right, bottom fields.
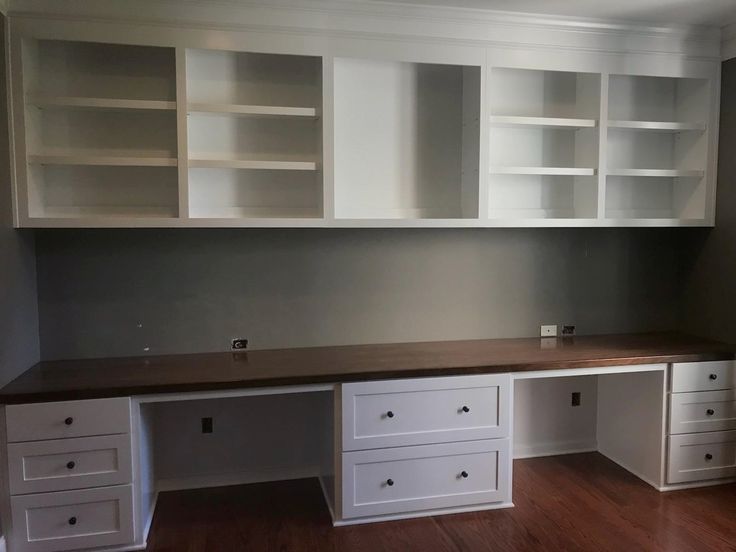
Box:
left=9, top=22, right=719, bottom=228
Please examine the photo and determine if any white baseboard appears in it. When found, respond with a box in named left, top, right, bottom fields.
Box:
left=514, top=440, right=598, bottom=459
left=156, top=466, right=321, bottom=493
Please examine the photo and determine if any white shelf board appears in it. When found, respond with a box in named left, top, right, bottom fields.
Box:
left=189, top=206, right=321, bottom=219
left=607, top=168, right=704, bottom=178
left=188, top=158, right=318, bottom=171
left=607, top=120, right=706, bottom=132
left=28, top=154, right=178, bottom=167
left=26, top=95, right=177, bottom=111
left=188, top=103, right=318, bottom=118
left=34, top=206, right=178, bottom=219
left=489, top=167, right=597, bottom=176
left=489, top=116, right=597, bottom=129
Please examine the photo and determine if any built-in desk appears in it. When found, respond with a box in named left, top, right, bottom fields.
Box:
left=0, top=332, right=735, bottom=552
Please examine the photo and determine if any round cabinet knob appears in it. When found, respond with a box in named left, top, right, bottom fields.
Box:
left=386, top=411, right=394, bottom=419
left=709, top=374, right=718, bottom=381
left=64, top=417, right=74, bottom=426
left=68, top=517, right=77, bottom=526
left=66, top=461, right=76, bottom=470
left=461, top=406, right=470, bottom=413
left=705, top=453, right=713, bottom=461
left=461, top=471, right=469, bottom=478
left=707, top=409, right=715, bottom=416
left=386, top=479, right=394, bottom=487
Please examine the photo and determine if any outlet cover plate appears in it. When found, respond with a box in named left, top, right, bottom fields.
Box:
left=540, top=325, right=558, bottom=337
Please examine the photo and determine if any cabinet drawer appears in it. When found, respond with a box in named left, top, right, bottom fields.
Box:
left=6, top=398, right=131, bottom=443
left=667, top=431, right=736, bottom=484
left=671, top=361, right=736, bottom=393
left=342, top=439, right=510, bottom=519
left=8, top=434, right=133, bottom=495
left=341, top=374, right=510, bottom=451
left=10, top=485, right=134, bottom=552
left=669, top=390, right=736, bottom=435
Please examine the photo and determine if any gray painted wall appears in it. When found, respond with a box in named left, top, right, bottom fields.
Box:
left=0, top=15, right=40, bottom=384
left=681, top=59, right=736, bottom=344
left=36, top=227, right=684, bottom=360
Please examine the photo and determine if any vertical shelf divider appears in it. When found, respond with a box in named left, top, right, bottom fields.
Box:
left=597, top=73, right=610, bottom=220
left=477, top=53, right=490, bottom=220
left=322, top=55, right=335, bottom=221
left=175, top=47, right=189, bottom=219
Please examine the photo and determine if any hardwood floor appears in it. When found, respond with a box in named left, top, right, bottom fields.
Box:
left=145, top=453, right=736, bottom=552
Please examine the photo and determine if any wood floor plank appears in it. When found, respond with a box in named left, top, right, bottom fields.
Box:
left=145, top=453, right=736, bottom=552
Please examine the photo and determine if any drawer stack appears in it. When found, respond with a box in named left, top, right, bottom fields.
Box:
left=667, top=361, right=736, bottom=485
left=4, top=398, right=135, bottom=552
left=338, top=374, right=511, bottom=521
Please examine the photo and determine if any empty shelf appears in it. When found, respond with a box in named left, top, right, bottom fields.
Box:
left=26, top=95, right=177, bottom=111
left=608, top=120, right=706, bottom=132
left=188, top=158, right=318, bottom=171
left=188, top=103, right=318, bottom=118
left=29, top=154, right=178, bottom=167
left=607, top=169, right=704, bottom=178
left=490, top=167, right=597, bottom=176
left=489, top=116, right=597, bottom=129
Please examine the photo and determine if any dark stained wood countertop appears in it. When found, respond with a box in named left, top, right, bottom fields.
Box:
left=0, top=332, right=733, bottom=404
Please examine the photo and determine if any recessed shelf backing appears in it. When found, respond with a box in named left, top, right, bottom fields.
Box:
left=605, top=175, right=706, bottom=220
left=608, top=75, right=709, bottom=123
left=334, top=58, right=480, bottom=219
left=488, top=175, right=597, bottom=220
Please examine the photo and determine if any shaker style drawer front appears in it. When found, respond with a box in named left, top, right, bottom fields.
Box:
left=8, top=434, right=133, bottom=495
left=342, top=439, right=510, bottom=519
left=341, top=374, right=510, bottom=451
left=671, top=361, right=736, bottom=393
left=667, top=431, right=736, bottom=484
left=669, top=390, right=736, bottom=435
left=6, top=398, right=131, bottom=442
left=10, top=485, right=135, bottom=552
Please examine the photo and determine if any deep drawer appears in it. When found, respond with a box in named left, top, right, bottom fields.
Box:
left=6, top=398, right=131, bottom=443
left=671, top=361, right=736, bottom=393
left=669, top=390, right=736, bottom=435
left=341, top=374, right=510, bottom=451
left=341, top=439, right=510, bottom=519
left=10, top=484, right=135, bottom=552
left=668, top=430, right=736, bottom=484
left=8, top=434, right=133, bottom=495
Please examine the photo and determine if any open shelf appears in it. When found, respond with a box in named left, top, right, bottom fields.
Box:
left=334, top=58, right=480, bottom=219
left=491, top=167, right=596, bottom=176
left=29, top=154, right=178, bottom=167
left=489, top=116, right=596, bottom=129
left=26, top=96, right=176, bottom=111
left=607, top=120, right=705, bottom=132
left=488, top=175, right=598, bottom=220
left=188, top=103, right=317, bottom=118
left=607, top=169, right=703, bottom=178
left=188, top=158, right=317, bottom=171
left=605, top=175, right=706, bottom=221
left=27, top=165, right=179, bottom=219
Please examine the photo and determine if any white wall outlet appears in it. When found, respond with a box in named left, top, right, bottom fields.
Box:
left=540, top=324, right=558, bottom=337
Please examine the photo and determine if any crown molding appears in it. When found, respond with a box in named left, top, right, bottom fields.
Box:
left=5, top=0, right=723, bottom=60
left=723, top=23, right=736, bottom=61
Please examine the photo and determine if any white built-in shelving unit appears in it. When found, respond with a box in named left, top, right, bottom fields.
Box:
left=9, top=18, right=720, bottom=228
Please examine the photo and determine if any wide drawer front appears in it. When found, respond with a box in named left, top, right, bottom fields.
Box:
left=10, top=485, right=135, bottom=552
left=342, top=374, right=510, bottom=451
left=342, top=439, right=510, bottom=519
left=667, top=431, right=736, bottom=484
left=6, top=398, right=131, bottom=443
left=8, top=434, right=133, bottom=495
left=671, top=361, right=736, bottom=393
left=669, top=390, right=736, bottom=435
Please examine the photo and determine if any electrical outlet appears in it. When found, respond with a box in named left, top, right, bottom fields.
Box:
left=231, top=338, right=248, bottom=350
left=540, top=325, right=558, bottom=337
left=571, top=392, right=581, bottom=407
left=562, top=325, right=576, bottom=337
left=201, top=417, right=213, bottom=434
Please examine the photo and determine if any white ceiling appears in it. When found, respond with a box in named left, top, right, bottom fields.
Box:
left=358, top=0, right=736, bottom=26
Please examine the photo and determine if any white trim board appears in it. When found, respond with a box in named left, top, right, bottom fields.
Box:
left=513, top=363, right=667, bottom=380
left=5, top=0, right=722, bottom=60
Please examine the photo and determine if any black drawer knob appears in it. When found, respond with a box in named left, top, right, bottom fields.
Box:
left=705, top=453, right=713, bottom=461
left=386, top=411, right=394, bottom=418
left=386, top=479, right=394, bottom=486
left=66, top=461, right=76, bottom=470
left=68, top=517, right=77, bottom=526
left=461, top=471, right=469, bottom=478
left=707, top=409, right=715, bottom=416
left=64, top=417, right=74, bottom=426
left=709, top=374, right=718, bottom=381
left=461, top=406, right=470, bottom=413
